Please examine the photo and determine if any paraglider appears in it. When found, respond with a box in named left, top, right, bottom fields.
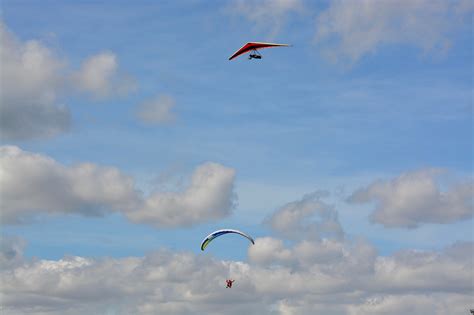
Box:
left=228, top=42, right=290, bottom=60
left=200, top=229, right=255, bottom=289
left=200, top=229, right=255, bottom=251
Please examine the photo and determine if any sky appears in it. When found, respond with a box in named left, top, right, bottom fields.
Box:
left=0, top=0, right=473, bottom=314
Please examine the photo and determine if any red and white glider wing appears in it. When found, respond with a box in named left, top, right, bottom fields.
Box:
left=228, top=42, right=289, bottom=60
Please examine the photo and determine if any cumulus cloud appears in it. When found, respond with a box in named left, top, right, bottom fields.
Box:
left=0, top=146, right=140, bottom=223
left=249, top=236, right=377, bottom=276
left=315, top=0, right=474, bottom=63
left=264, top=191, right=344, bottom=240
left=126, top=162, right=237, bottom=228
left=135, top=95, right=176, bottom=125
left=373, top=242, right=474, bottom=294
left=230, top=0, right=303, bottom=38
left=0, top=21, right=70, bottom=140
left=1, top=239, right=472, bottom=315
left=0, top=146, right=236, bottom=227
left=348, top=169, right=474, bottom=228
left=247, top=237, right=293, bottom=266
left=347, top=293, right=473, bottom=315
left=0, top=249, right=260, bottom=315
left=1, top=187, right=472, bottom=314
left=72, top=52, right=136, bottom=98
left=0, top=22, right=135, bottom=140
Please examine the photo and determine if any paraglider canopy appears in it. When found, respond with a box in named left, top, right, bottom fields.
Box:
left=201, top=229, right=255, bottom=251
left=228, top=42, right=290, bottom=60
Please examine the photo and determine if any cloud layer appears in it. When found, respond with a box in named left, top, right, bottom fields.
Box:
left=0, top=22, right=135, bottom=140
left=0, top=146, right=236, bottom=227
left=229, top=0, right=472, bottom=63
left=315, top=0, right=473, bottom=63
left=348, top=168, right=474, bottom=228
left=1, top=189, right=472, bottom=314
left=2, top=235, right=472, bottom=314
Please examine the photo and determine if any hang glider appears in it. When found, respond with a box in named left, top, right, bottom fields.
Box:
left=200, top=229, right=255, bottom=251
left=228, top=42, right=290, bottom=60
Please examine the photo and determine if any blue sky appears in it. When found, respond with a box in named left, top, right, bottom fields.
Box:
left=1, top=1, right=473, bottom=314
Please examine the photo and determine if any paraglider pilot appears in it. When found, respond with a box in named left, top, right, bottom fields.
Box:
left=226, top=279, right=235, bottom=288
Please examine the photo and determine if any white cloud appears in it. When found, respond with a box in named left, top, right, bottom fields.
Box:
left=373, top=242, right=474, bottom=294
left=348, top=169, right=474, bottom=228
left=249, top=236, right=377, bottom=277
left=1, top=239, right=472, bottom=315
left=230, top=0, right=303, bottom=38
left=126, top=162, right=237, bottom=228
left=136, top=95, right=176, bottom=125
left=0, top=146, right=236, bottom=227
left=348, top=293, right=473, bottom=315
left=1, top=250, right=259, bottom=315
left=0, top=22, right=135, bottom=140
left=264, top=191, right=344, bottom=240
left=315, top=0, right=473, bottom=63
left=0, top=21, right=70, bottom=140
left=248, top=237, right=293, bottom=266
left=72, top=52, right=136, bottom=98
left=0, top=146, right=139, bottom=223
left=1, top=187, right=472, bottom=314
